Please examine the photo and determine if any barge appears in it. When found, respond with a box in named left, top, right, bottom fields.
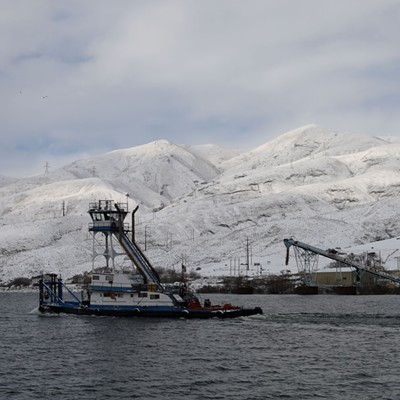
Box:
left=39, top=200, right=263, bottom=319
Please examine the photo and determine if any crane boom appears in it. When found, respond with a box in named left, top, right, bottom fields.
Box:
left=284, top=238, right=400, bottom=285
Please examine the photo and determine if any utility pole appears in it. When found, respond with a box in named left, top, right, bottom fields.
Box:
left=246, top=237, right=250, bottom=275
left=167, top=232, right=172, bottom=249
left=125, top=193, right=129, bottom=212
left=395, top=256, right=400, bottom=271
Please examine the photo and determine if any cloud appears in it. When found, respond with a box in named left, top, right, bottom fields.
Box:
left=1, top=0, right=400, bottom=177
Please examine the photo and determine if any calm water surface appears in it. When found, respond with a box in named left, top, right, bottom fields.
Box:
left=1, top=292, right=400, bottom=399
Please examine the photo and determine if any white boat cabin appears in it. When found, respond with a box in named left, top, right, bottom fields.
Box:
left=89, top=272, right=182, bottom=307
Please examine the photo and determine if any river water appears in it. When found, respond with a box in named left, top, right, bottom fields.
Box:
left=1, top=292, right=400, bottom=399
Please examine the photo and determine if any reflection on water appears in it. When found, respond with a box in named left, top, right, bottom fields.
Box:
left=1, top=292, right=400, bottom=399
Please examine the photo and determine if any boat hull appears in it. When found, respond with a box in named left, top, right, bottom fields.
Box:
left=39, top=303, right=263, bottom=319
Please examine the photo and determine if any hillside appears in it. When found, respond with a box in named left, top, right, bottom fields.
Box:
left=1, top=125, right=400, bottom=283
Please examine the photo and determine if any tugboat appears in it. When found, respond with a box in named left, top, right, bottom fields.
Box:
left=39, top=200, right=263, bottom=319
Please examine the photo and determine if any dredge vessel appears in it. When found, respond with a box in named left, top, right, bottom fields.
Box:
left=39, top=200, right=262, bottom=319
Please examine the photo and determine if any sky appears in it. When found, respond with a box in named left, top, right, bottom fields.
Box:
left=1, top=0, right=400, bottom=178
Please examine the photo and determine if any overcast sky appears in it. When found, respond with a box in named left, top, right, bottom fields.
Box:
left=2, top=0, right=400, bottom=177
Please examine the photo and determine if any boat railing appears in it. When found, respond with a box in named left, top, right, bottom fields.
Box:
left=89, top=200, right=128, bottom=213
left=40, top=278, right=82, bottom=305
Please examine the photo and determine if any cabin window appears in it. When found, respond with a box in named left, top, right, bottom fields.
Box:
left=103, top=293, right=110, bottom=297
left=138, top=292, right=148, bottom=298
left=105, top=275, right=113, bottom=281
left=92, top=275, right=100, bottom=280
left=150, top=294, right=160, bottom=300
left=117, top=293, right=123, bottom=298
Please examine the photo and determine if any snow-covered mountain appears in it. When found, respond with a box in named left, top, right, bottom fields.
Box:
left=1, top=124, right=400, bottom=282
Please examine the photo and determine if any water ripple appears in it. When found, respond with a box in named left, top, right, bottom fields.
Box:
left=2, top=293, right=400, bottom=399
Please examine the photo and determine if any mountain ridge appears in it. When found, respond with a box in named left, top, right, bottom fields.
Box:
left=1, top=124, right=400, bottom=282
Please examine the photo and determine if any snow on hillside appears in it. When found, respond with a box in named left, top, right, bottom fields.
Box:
left=1, top=125, right=400, bottom=283
left=183, top=144, right=240, bottom=168
left=62, top=140, right=221, bottom=210
left=0, top=175, right=18, bottom=188
left=0, top=178, right=127, bottom=221
left=222, top=124, right=387, bottom=170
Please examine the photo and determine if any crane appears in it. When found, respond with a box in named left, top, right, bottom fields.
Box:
left=284, top=238, right=400, bottom=285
